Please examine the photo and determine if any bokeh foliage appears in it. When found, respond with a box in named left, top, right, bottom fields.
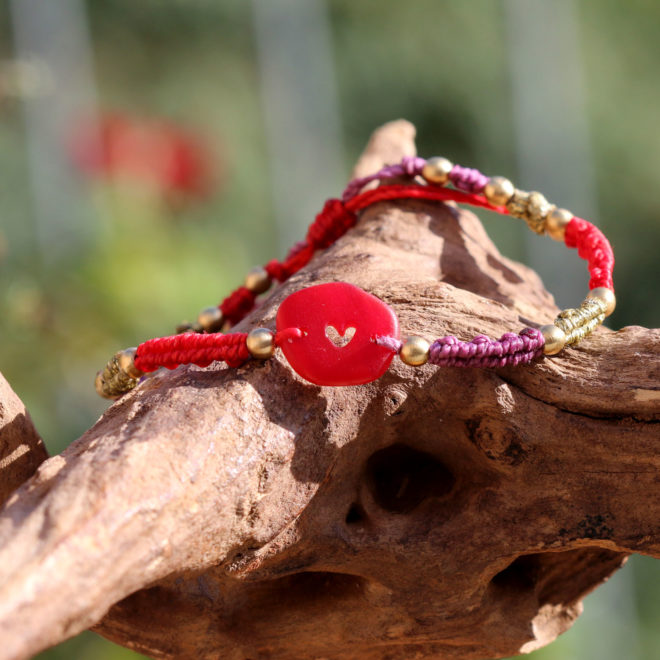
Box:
left=0, top=1, right=656, bottom=658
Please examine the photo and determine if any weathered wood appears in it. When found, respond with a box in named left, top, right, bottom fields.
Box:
left=0, top=120, right=657, bottom=660
left=0, top=373, right=47, bottom=507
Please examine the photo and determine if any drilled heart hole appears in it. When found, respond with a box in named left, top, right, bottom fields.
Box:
left=325, top=325, right=356, bottom=348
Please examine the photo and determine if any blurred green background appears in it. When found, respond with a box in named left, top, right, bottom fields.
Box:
left=0, top=1, right=657, bottom=658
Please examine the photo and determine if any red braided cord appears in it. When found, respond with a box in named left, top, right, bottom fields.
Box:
left=344, top=183, right=505, bottom=214
left=135, top=332, right=249, bottom=372
left=265, top=242, right=315, bottom=282
left=220, top=286, right=256, bottom=325
left=222, top=186, right=505, bottom=327
left=135, top=184, right=614, bottom=373
left=307, top=198, right=358, bottom=249
left=218, top=185, right=615, bottom=331
left=264, top=201, right=356, bottom=282
left=564, top=217, right=615, bottom=290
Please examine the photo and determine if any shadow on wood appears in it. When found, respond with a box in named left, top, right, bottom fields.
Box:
left=0, top=120, right=658, bottom=660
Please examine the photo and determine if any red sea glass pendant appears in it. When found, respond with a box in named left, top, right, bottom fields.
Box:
left=276, top=282, right=400, bottom=386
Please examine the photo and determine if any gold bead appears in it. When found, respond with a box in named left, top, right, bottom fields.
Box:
left=545, top=207, right=573, bottom=241
left=483, top=176, right=515, bottom=206
left=422, top=157, right=453, bottom=185
left=525, top=191, right=552, bottom=234
left=246, top=327, right=275, bottom=359
left=399, top=336, right=430, bottom=366
left=197, top=306, right=225, bottom=333
left=506, top=189, right=529, bottom=218
left=506, top=189, right=551, bottom=234
left=176, top=321, right=195, bottom=334
left=117, top=347, right=143, bottom=379
left=587, top=287, right=616, bottom=317
left=177, top=321, right=204, bottom=333
left=527, top=191, right=552, bottom=220
left=540, top=324, right=567, bottom=356
left=244, top=267, right=272, bottom=295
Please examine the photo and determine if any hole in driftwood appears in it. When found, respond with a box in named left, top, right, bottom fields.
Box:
left=489, top=547, right=627, bottom=605
left=269, top=571, right=367, bottom=608
left=366, top=443, right=455, bottom=513
left=345, top=503, right=366, bottom=525
left=491, top=554, right=539, bottom=592
left=325, top=325, right=356, bottom=347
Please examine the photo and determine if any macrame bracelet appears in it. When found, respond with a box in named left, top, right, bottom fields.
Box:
left=96, top=155, right=615, bottom=398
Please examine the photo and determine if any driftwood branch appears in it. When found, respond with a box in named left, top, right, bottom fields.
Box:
left=0, top=120, right=658, bottom=660
left=0, top=373, right=47, bottom=508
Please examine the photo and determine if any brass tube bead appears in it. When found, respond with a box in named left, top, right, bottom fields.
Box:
left=505, top=189, right=529, bottom=219
left=554, top=298, right=606, bottom=345
left=527, top=192, right=552, bottom=224
left=399, top=336, right=430, bottom=366
left=545, top=207, right=573, bottom=242
left=483, top=176, right=515, bottom=206
left=540, top=324, right=566, bottom=356
left=197, top=306, right=225, bottom=333
left=587, top=287, right=616, bottom=317
left=421, top=157, right=453, bottom=185
left=506, top=190, right=552, bottom=234
left=558, top=314, right=604, bottom=345
left=245, top=267, right=272, bottom=295
left=247, top=328, right=275, bottom=359
left=95, top=351, right=140, bottom=400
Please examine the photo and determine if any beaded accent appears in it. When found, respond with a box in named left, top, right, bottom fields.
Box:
left=554, top=298, right=607, bottom=345
left=96, top=354, right=139, bottom=399
left=96, top=154, right=616, bottom=399
left=505, top=190, right=553, bottom=235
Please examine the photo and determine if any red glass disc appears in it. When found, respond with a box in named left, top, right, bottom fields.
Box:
left=276, top=282, right=400, bottom=386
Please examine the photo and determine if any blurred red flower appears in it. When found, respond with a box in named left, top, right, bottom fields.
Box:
left=70, top=113, right=217, bottom=203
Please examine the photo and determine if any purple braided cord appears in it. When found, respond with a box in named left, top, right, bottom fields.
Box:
left=341, top=156, right=426, bottom=202
left=428, top=328, right=544, bottom=368
left=374, top=335, right=403, bottom=353
left=448, top=164, right=489, bottom=194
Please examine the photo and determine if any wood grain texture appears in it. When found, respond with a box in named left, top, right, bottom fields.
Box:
left=0, top=372, right=47, bottom=507
left=0, top=120, right=657, bottom=660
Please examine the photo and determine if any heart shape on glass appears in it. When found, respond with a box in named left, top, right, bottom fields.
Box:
left=276, top=282, right=400, bottom=386
left=325, top=325, right=356, bottom=348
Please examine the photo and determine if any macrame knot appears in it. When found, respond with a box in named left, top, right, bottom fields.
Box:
left=400, top=155, right=427, bottom=177
left=341, top=157, right=426, bottom=201
left=429, top=329, right=545, bottom=368
left=520, top=327, right=544, bottom=345
left=264, top=259, right=286, bottom=282
left=220, top=286, right=256, bottom=325
left=306, top=199, right=357, bottom=250
left=448, top=164, right=489, bottom=194
left=434, top=335, right=460, bottom=347
left=134, top=332, right=250, bottom=372
left=265, top=240, right=316, bottom=283
left=565, top=218, right=615, bottom=290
